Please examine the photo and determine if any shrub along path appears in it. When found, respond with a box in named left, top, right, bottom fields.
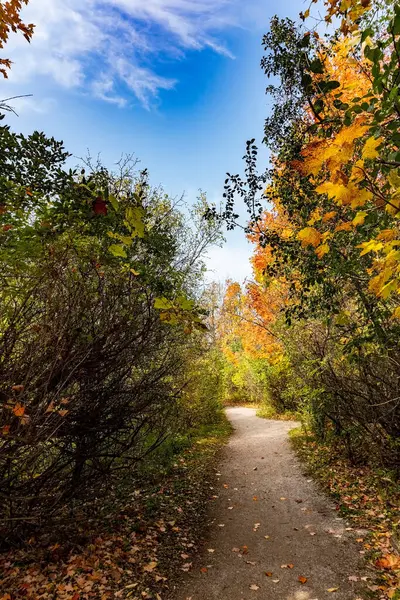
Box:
left=174, top=407, right=367, bottom=600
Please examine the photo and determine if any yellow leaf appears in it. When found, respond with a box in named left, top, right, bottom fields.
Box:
left=315, top=243, right=330, bottom=259
left=307, top=208, right=322, bottom=225
left=379, top=279, right=397, bottom=300
left=297, top=227, right=322, bottom=248
left=358, top=240, right=383, bottom=256
left=352, top=211, right=368, bottom=226
left=327, top=588, right=339, bottom=593
left=362, top=136, right=383, bottom=160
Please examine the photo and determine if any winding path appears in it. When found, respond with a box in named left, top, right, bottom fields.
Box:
left=175, top=407, right=366, bottom=600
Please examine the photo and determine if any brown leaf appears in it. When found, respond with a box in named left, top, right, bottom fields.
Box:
left=143, top=561, right=157, bottom=572
left=298, top=576, right=308, bottom=584
left=327, top=587, right=339, bottom=593
left=265, top=572, right=273, bottom=577
left=12, top=385, right=24, bottom=393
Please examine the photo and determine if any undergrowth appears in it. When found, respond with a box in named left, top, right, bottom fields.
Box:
left=0, top=413, right=232, bottom=600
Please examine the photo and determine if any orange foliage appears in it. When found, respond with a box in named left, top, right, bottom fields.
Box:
left=0, top=0, right=35, bottom=78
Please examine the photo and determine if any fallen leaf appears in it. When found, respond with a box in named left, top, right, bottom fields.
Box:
left=272, top=579, right=280, bottom=583
left=232, top=547, right=240, bottom=553
left=246, top=561, right=256, bottom=566
left=280, top=497, right=287, bottom=501
left=375, top=554, right=400, bottom=570
left=200, top=567, right=208, bottom=573
left=207, top=549, right=215, bottom=553
left=327, top=588, right=339, bottom=593
left=348, top=576, right=358, bottom=582
left=12, top=385, right=24, bottom=393
left=298, top=576, right=308, bottom=584
left=249, top=584, right=259, bottom=591
left=143, top=561, right=157, bottom=572
left=265, top=572, right=273, bottom=577
left=253, top=496, right=258, bottom=501
left=242, top=545, right=249, bottom=554
left=13, top=403, right=25, bottom=417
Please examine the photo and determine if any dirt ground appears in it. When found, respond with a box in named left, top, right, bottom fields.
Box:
left=173, top=407, right=367, bottom=600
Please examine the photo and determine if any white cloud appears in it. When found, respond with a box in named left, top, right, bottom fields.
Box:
left=205, top=243, right=253, bottom=284
left=1, top=0, right=244, bottom=108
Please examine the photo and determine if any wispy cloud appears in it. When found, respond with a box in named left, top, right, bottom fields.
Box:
left=2, top=0, right=242, bottom=109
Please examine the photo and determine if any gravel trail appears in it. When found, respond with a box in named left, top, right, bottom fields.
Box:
left=174, top=407, right=367, bottom=600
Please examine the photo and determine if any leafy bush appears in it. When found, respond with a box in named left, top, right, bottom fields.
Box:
left=0, top=122, right=223, bottom=543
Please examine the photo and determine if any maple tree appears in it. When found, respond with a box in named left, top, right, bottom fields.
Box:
left=0, top=0, right=34, bottom=78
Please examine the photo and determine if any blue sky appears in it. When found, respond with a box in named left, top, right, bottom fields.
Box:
left=0, top=0, right=303, bottom=283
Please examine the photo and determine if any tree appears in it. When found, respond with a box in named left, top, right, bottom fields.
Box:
left=0, top=0, right=34, bottom=78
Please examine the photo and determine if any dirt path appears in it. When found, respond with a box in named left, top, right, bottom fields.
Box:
left=174, top=407, right=367, bottom=600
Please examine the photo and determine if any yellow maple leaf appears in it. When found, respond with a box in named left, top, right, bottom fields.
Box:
left=358, top=239, right=384, bottom=256
left=362, top=136, right=383, bottom=160
left=352, top=211, right=368, bottom=226
left=392, top=306, right=400, bottom=319
left=379, top=279, right=398, bottom=300
left=315, top=243, right=330, bottom=259
left=297, top=227, right=322, bottom=248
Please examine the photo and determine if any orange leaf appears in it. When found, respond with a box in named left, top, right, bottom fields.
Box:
left=13, top=403, right=25, bottom=417
left=265, top=572, right=273, bottom=577
left=2, top=425, right=10, bottom=435
left=58, top=409, right=69, bottom=417
left=298, top=576, right=308, bottom=584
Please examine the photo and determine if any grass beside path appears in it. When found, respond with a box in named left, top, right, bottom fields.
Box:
left=290, top=428, right=400, bottom=600
left=0, top=415, right=232, bottom=600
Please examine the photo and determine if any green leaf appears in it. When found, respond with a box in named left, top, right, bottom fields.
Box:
left=125, top=207, right=145, bottom=238
left=109, top=194, right=119, bottom=212
left=109, top=244, right=127, bottom=258
left=309, top=59, right=324, bottom=74
left=154, top=297, right=174, bottom=310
